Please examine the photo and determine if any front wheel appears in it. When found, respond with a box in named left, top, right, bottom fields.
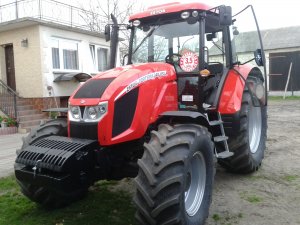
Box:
left=134, top=124, right=215, bottom=225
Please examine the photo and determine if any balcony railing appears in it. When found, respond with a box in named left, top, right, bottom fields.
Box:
left=0, top=0, right=108, bottom=32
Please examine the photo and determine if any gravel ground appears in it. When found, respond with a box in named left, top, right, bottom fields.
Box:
left=114, top=100, right=300, bottom=225
left=205, top=100, right=300, bottom=225
left=2, top=100, right=299, bottom=225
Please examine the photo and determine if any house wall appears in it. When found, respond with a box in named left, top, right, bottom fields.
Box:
left=39, top=25, right=111, bottom=98
left=0, top=25, right=43, bottom=97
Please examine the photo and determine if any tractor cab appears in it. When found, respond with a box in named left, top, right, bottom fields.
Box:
left=123, top=2, right=266, bottom=112
left=126, top=3, right=232, bottom=112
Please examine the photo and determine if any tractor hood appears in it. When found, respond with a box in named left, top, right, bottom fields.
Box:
left=69, top=62, right=177, bottom=106
left=68, top=62, right=178, bottom=145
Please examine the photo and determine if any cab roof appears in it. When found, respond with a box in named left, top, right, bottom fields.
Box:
left=129, top=2, right=213, bottom=21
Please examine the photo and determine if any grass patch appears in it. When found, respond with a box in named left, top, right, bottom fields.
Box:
left=240, top=192, right=263, bottom=203
left=0, top=176, right=18, bottom=191
left=268, top=96, right=300, bottom=101
left=0, top=176, right=135, bottom=225
left=246, top=195, right=262, bottom=203
left=212, top=213, right=221, bottom=221
left=211, top=212, right=243, bottom=225
left=282, top=175, right=298, bottom=182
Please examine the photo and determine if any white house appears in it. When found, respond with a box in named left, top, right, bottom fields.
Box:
left=0, top=0, right=115, bottom=131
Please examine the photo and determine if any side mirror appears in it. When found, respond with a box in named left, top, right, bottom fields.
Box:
left=104, top=25, right=111, bottom=42
left=254, top=49, right=264, bottom=66
left=219, top=5, right=232, bottom=26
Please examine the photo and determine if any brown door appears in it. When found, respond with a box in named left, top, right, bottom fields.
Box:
left=5, top=45, right=16, bottom=91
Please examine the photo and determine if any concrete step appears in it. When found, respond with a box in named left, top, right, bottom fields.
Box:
left=17, top=109, right=39, bottom=116
left=18, top=114, right=45, bottom=122
left=19, top=125, right=38, bottom=133
left=19, top=119, right=46, bottom=128
left=20, top=119, right=50, bottom=133
left=17, top=105, right=34, bottom=111
left=16, top=100, right=30, bottom=106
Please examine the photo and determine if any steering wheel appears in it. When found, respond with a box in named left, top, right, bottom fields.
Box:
left=165, top=53, right=182, bottom=64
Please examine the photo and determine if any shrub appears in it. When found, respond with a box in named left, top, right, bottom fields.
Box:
left=0, top=116, right=17, bottom=127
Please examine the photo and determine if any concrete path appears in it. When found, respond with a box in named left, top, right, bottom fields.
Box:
left=0, top=133, right=27, bottom=178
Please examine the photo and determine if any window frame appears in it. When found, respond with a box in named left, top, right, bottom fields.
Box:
left=51, top=37, right=80, bottom=72
left=89, top=44, right=109, bottom=73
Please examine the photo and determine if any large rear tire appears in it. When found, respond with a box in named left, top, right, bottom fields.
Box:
left=15, top=119, right=88, bottom=208
left=134, top=124, right=215, bottom=225
left=219, top=77, right=267, bottom=173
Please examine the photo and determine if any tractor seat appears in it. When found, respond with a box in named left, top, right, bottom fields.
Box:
left=207, top=63, right=223, bottom=75
left=203, top=63, right=224, bottom=106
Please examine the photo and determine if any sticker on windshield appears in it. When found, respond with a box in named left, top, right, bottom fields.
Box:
left=179, top=52, right=198, bottom=72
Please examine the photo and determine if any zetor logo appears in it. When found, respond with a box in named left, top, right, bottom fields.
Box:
left=150, top=9, right=166, bottom=15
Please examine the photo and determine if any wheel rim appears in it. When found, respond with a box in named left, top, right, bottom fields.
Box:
left=248, top=101, right=262, bottom=153
left=184, top=152, right=206, bottom=217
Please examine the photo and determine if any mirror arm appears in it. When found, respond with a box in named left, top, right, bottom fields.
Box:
left=239, top=57, right=255, bottom=65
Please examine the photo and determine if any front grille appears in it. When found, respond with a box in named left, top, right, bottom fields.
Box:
left=69, top=121, right=98, bottom=140
left=112, top=87, right=139, bottom=137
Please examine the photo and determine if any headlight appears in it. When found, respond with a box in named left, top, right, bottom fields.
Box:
left=132, top=20, right=141, bottom=27
left=69, top=106, right=80, bottom=121
left=87, top=107, right=97, bottom=120
left=181, top=11, right=190, bottom=19
left=85, top=102, right=108, bottom=122
left=68, top=102, right=108, bottom=122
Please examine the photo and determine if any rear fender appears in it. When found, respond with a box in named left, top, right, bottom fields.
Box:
left=218, top=65, right=264, bottom=114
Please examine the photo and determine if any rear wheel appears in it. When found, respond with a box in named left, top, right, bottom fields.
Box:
left=134, top=124, right=215, bottom=225
left=219, top=77, right=267, bottom=173
left=15, top=119, right=88, bottom=208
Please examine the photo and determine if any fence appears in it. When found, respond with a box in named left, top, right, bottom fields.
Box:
left=0, top=0, right=107, bottom=32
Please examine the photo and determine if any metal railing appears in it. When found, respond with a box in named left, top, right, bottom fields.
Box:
left=0, top=80, right=18, bottom=120
left=0, top=0, right=108, bottom=32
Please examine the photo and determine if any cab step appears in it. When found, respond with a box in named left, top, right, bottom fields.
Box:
left=208, top=112, right=234, bottom=159
left=214, top=135, right=228, bottom=142
left=209, top=120, right=223, bottom=126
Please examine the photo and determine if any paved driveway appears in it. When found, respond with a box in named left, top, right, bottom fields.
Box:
left=0, top=133, right=27, bottom=178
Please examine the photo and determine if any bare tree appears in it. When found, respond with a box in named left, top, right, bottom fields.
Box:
left=78, top=0, right=144, bottom=59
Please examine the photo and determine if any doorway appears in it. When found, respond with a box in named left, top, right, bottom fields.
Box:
left=269, top=51, right=300, bottom=91
left=4, top=45, right=16, bottom=91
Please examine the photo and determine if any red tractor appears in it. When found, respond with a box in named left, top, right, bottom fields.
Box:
left=15, top=2, right=267, bottom=225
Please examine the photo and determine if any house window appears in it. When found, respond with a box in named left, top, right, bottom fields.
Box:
left=90, top=44, right=108, bottom=72
left=51, top=38, right=79, bottom=71
left=51, top=39, right=60, bottom=69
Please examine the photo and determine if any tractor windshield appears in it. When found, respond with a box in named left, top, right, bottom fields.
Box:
left=131, top=21, right=200, bottom=66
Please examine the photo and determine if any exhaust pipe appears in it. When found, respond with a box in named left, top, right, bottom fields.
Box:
left=109, top=14, right=119, bottom=69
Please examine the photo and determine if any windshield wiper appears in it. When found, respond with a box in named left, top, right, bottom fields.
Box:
left=132, top=26, right=159, bottom=54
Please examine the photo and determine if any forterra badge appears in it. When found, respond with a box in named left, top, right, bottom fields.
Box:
left=180, top=52, right=198, bottom=72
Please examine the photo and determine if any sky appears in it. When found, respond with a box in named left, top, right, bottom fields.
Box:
left=144, top=0, right=300, bottom=30
left=1, top=0, right=299, bottom=30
